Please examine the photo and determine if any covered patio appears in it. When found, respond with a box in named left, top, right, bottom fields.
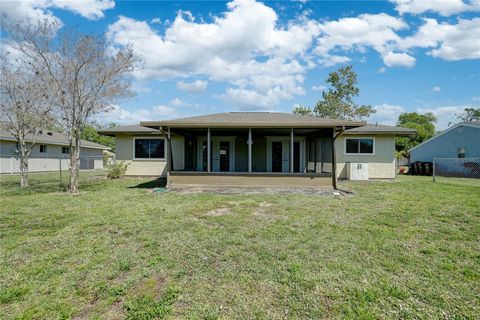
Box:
left=140, top=112, right=365, bottom=189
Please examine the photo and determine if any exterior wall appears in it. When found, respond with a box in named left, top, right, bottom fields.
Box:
left=335, top=134, right=396, bottom=179
left=111, top=131, right=398, bottom=180
left=0, top=140, right=104, bottom=173
left=115, top=134, right=184, bottom=176
left=409, top=125, right=480, bottom=162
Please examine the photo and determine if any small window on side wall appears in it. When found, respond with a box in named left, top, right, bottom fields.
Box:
left=39, top=145, right=47, bottom=153
left=62, top=147, right=70, bottom=154
left=457, top=147, right=466, bottom=158
left=345, top=138, right=374, bottom=154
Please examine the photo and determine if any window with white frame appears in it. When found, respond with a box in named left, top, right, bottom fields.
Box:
left=39, top=144, right=48, bottom=153
left=134, top=138, right=165, bottom=159
left=457, top=147, right=466, bottom=158
left=345, top=138, right=374, bottom=154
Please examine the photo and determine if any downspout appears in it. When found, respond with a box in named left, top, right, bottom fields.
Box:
left=331, top=126, right=345, bottom=190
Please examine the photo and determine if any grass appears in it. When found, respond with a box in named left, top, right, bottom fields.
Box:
left=0, top=175, right=479, bottom=319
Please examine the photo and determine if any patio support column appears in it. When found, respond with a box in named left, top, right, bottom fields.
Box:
left=248, top=128, right=252, bottom=173
left=207, top=127, right=211, bottom=173
left=290, top=128, right=294, bottom=173
left=332, top=127, right=337, bottom=189
left=167, top=127, right=173, bottom=172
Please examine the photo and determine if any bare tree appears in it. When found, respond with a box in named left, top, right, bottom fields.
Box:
left=7, top=19, right=136, bottom=193
left=0, top=53, right=53, bottom=187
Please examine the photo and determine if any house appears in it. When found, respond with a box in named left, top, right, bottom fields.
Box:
left=0, top=127, right=110, bottom=173
left=409, top=122, right=480, bottom=162
left=99, top=112, right=415, bottom=188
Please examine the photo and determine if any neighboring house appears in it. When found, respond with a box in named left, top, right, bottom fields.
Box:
left=409, top=122, right=480, bottom=162
left=99, top=112, right=415, bottom=188
left=0, top=127, right=110, bottom=173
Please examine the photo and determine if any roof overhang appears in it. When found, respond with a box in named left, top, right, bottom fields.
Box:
left=343, top=130, right=416, bottom=136
left=140, top=121, right=365, bottom=129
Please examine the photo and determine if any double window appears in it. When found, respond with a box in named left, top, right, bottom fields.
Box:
left=134, top=138, right=165, bottom=159
left=39, top=145, right=47, bottom=153
left=345, top=138, right=374, bottom=154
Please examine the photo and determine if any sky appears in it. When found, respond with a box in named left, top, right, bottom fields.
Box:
left=1, top=0, right=480, bottom=130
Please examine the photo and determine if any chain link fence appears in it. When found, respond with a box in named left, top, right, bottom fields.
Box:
left=433, top=157, right=480, bottom=182
left=0, top=155, right=108, bottom=192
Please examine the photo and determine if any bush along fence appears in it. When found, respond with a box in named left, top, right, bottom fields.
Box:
left=0, top=155, right=108, bottom=189
left=432, top=157, right=480, bottom=182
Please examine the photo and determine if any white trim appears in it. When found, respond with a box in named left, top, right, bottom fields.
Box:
left=266, top=136, right=305, bottom=173
left=408, top=122, right=479, bottom=153
left=344, top=137, right=375, bottom=155
left=133, top=136, right=167, bottom=161
left=197, top=136, right=236, bottom=172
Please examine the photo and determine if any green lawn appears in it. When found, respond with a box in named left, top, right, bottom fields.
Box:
left=0, top=176, right=479, bottom=319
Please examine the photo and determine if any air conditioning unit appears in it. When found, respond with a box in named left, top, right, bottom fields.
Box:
left=346, top=162, right=369, bottom=180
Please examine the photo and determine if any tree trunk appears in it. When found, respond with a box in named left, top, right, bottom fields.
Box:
left=68, top=132, right=81, bottom=193
left=19, top=154, right=29, bottom=188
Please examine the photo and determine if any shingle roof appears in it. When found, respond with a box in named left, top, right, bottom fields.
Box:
left=345, top=123, right=416, bottom=136
left=140, top=112, right=365, bottom=128
left=0, top=127, right=110, bottom=150
left=97, top=124, right=161, bottom=136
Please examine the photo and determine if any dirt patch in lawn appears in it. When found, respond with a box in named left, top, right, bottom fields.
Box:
left=203, top=208, right=232, bottom=216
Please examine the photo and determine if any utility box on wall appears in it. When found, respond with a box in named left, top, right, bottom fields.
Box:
left=346, top=162, right=369, bottom=180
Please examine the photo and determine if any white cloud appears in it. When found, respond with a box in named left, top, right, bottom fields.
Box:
left=104, top=0, right=480, bottom=106
left=151, top=17, right=161, bottom=24
left=369, top=104, right=406, bottom=126
left=315, top=13, right=407, bottom=61
left=169, top=97, right=184, bottom=106
left=417, top=106, right=465, bottom=129
left=319, top=55, right=351, bottom=67
left=378, top=67, right=387, bottom=73
left=107, top=0, right=321, bottom=109
left=390, top=0, right=478, bottom=16
left=398, top=18, right=480, bottom=61
left=0, top=0, right=114, bottom=26
left=219, top=88, right=280, bottom=110
left=383, top=51, right=416, bottom=67
left=152, top=105, right=178, bottom=118
left=176, top=79, right=208, bottom=93
left=95, top=104, right=178, bottom=125
left=368, top=104, right=467, bottom=129
left=311, top=85, right=327, bottom=92
left=432, top=86, right=441, bottom=92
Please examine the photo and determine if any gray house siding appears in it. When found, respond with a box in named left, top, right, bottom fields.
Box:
left=409, top=124, right=480, bottom=163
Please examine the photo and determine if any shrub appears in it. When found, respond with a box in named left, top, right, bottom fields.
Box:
left=107, top=161, right=129, bottom=179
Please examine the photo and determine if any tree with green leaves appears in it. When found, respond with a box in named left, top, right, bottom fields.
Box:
left=292, top=105, right=312, bottom=116
left=456, top=107, right=480, bottom=123
left=293, top=65, right=375, bottom=120
left=395, top=112, right=437, bottom=152
left=81, top=123, right=116, bottom=151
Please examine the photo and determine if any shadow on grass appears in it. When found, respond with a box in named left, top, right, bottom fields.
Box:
left=128, top=178, right=167, bottom=189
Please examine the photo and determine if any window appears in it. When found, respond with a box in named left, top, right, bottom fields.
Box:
left=458, top=147, right=466, bottom=158
left=345, top=138, right=374, bottom=154
left=134, top=138, right=165, bottom=159
left=62, top=146, right=70, bottom=154
left=39, top=144, right=47, bottom=153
